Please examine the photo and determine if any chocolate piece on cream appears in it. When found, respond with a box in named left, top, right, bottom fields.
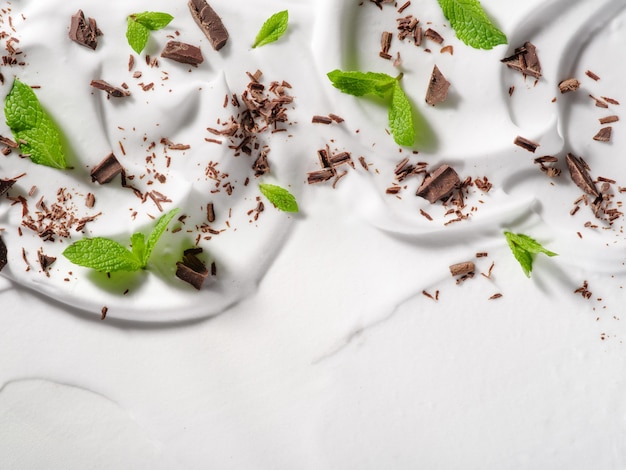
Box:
left=0, top=235, right=6, bottom=272
left=90, top=153, right=124, bottom=184
left=0, top=178, right=16, bottom=197
left=425, top=65, right=449, bottom=106
left=416, top=164, right=460, bottom=203
left=69, top=10, right=102, bottom=50
left=593, top=127, right=612, bottom=142
left=501, top=41, right=542, bottom=78
left=90, top=80, right=130, bottom=98
left=161, top=41, right=204, bottom=66
left=514, top=136, right=539, bottom=153
left=176, top=248, right=209, bottom=290
left=188, top=0, right=229, bottom=51
left=566, top=153, right=599, bottom=198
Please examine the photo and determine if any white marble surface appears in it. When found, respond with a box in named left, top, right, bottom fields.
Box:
left=1, top=0, right=626, bottom=468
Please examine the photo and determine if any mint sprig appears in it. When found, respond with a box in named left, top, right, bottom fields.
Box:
left=253, top=10, right=288, bottom=48
left=327, top=70, right=415, bottom=146
left=4, top=79, right=67, bottom=169
left=437, top=0, right=507, bottom=50
left=504, top=231, right=557, bottom=278
left=259, top=183, right=298, bottom=213
left=126, top=11, right=173, bottom=54
left=63, top=208, right=180, bottom=272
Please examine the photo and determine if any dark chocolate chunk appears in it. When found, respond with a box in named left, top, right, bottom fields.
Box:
left=69, top=10, right=102, bottom=50
left=90, top=153, right=124, bottom=184
left=0, top=178, right=16, bottom=197
left=425, top=65, right=450, bottom=106
left=501, top=42, right=542, bottom=79
left=566, top=153, right=599, bottom=197
left=416, top=164, right=460, bottom=203
left=514, top=136, right=539, bottom=153
left=37, top=248, right=56, bottom=274
left=0, top=235, right=6, bottom=272
left=188, top=0, right=229, bottom=51
left=161, top=41, right=204, bottom=66
left=90, top=80, right=130, bottom=98
left=176, top=247, right=209, bottom=290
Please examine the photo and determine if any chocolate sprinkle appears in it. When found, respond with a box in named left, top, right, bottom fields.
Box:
left=161, top=41, right=204, bottom=66
left=69, top=10, right=102, bottom=50
left=416, top=164, right=460, bottom=203
left=425, top=65, right=450, bottom=106
left=90, top=153, right=124, bottom=184
left=188, top=0, right=229, bottom=51
left=176, top=247, right=209, bottom=290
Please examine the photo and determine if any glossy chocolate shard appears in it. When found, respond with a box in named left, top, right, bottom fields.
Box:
left=425, top=65, right=449, bottom=106
left=0, top=178, right=16, bottom=197
left=501, top=41, right=542, bottom=79
left=188, top=0, right=229, bottom=51
left=69, top=10, right=102, bottom=50
left=566, top=153, right=599, bottom=197
left=416, top=164, right=460, bottom=203
left=161, top=41, right=204, bottom=66
left=0, top=235, right=6, bottom=272
left=90, top=153, right=124, bottom=184
left=176, top=248, right=209, bottom=290
left=90, top=80, right=130, bottom=98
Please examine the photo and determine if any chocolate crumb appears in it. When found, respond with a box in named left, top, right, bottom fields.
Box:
left=329, top=113, right=344, bottom=123
left=558, top=78, right=580, bottom=94
left=602, top=96, right=620, bottom=105
left=101, top=306, right=108, bottom=320
left=425, top=65, right=450, bottom=106
left=419, top=208, right=433, bottom=221
left=90, top=80, right=130, bottom=98
left=593, top=127, right=612, bottom=142
left=85, top=192, right=95, bottom=208
left=37, top=248, right=56, bottom=277
left=161, top=41, right=204, bottom=66
left=416, top=164, right=460, bottom=203
left=176, top=247, right=209, bottom=290
left=514, top=136, right=539, bottom=153
left=440, top=45, right=453, bottom=55
left=91, top=153, right=124, bottom=184
left=188, top=0, right=229, bottom=51
left=501, top=42, right=542, bottom=78
left=489, top=293, right=502, bottom=300
left=69, top=10, right=102, bottom=50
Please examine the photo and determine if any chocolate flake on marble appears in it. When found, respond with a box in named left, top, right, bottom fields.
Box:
left=501, top=42, right=542, bottom=78
left=161, top=41, right=204, bottom=66
left=69, top=10, right=102, bottom=50
left=425, top=65, right=449, bottom=106
left=188, top=0, right=229, bottom=51
left=416, top=164, right=460, bottom=203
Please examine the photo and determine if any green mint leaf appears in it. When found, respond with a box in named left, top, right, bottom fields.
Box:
left=327, top=70, right=397, bottom=98
left=437, top=0, right=507, bottom=50
left=131, top=232, right=146, bottom=263
left=4, top=79, right=67, bottom=169
left=253, top=10, right=289, bottom=48
left=504, top=231, right=557, bottom=278
left=63, top=238, right=142, bottom=273
left=388, top=81, right=415, bottom=146
left=131, top=12, right=174, bottom=30
left=126, top=12, right=173, bottom=54
left=259, top=183, right=299, bottom=213
left=126, top=17, right=150, bottom=54
left=143, top=208, right=181, bottom=266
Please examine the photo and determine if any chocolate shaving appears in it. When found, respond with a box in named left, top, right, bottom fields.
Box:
left=312, top=115, right=332, bottom=125
left=425, top=65, right=450, bottom=106
left=501, top=42, right=542, bottom=78
left=424, top=28, right=444, bottom=44
left=69, top=10, right=102, bottom=50
left=599, top=115, right=619, bottom=124
left=37, top=248, right=56, bottom=276
left=0, top=235, right=6, bottom=272
left=593, top=127, right=612, bottom=142
left=585, top=70, right=600, bottom=81
left=0, top=178, right=16, bottom=197
left=566, top=153, right=599, bottom=197
left=449, top=261, right=475, bottom=277
left=416, top=164, right=460, bottom=203
left=514, top=136, right=539, bottom=153
left=188, top=0, right=229, bottom=51
left=558, top=78, right=580, bottom=94
left=90, top=80, right=130, bottom=98
left=176, top=247, right=209, bottom=290
left=91, top=153, right=124, bottom=184
left=161, top=41, right=204, bottom=66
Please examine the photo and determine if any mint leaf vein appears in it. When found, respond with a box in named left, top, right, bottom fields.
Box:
left=437, top=0, right=507, bottom=50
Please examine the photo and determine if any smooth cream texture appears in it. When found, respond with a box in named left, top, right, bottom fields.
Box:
left=1, top=0, right=626, bottom=468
